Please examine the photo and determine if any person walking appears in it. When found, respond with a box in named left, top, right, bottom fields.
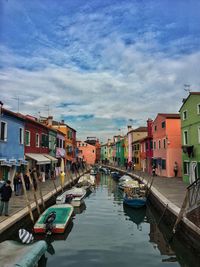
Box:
left=24, top=174, right=30, bottom=191
left=174, top=162, right=178, bottom=177
left=60, top=171, right=65, bottom=187
left=0, top=180, right=12, bottom=216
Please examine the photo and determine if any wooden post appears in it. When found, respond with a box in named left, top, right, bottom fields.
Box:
left=34, top=171, right=45, bottom=210
left=20, top=173, right=34, bottom=224
left=28, top=172, right=40, bottom=215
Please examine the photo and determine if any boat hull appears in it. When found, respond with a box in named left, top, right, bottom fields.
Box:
left=34, top=204, right=74, bottom=234
left=123, top=197, right=146, bottom=208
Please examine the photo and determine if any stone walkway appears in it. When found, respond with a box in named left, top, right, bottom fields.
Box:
left=0, top=170, right=84, bottom=225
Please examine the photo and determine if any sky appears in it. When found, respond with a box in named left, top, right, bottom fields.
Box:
left=0, top=0, right=200, bottom=143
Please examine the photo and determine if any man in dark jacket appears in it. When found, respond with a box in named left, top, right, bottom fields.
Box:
left=0, top=180, right=12, bottom=216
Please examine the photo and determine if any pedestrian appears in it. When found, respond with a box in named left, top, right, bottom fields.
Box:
left=24, top=174, right=30, bottom=191
left=30, top=168, right=37, bottom=191
left=14, top=173, right=22, bottom=196
left=128, top=161, right=132, bottom=171
left=0, top=180, right=12, bottom=216
left=174, top=162, right=178, bottom=177
left=60, top=171, right=65, bottom=187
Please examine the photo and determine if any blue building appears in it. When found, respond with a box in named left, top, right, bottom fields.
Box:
left=0, top=108, right=26, bottom=182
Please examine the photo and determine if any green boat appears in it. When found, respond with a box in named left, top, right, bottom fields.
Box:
left=34, top=204, right=74, bottom=234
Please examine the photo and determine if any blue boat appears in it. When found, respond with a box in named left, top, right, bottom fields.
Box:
left=123, top=195, right=146, bottom=208
left=123, top=185, right=146, bottom=208
left=111, top=171, right=121, bottom=180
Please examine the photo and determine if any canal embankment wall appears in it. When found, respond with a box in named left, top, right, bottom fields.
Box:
left=108, top=166, right=200, bottom=255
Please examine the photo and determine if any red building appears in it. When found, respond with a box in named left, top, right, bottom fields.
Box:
left=140, top=119, right=153, bottom=174
left=24, top=115, right=51, bottom=176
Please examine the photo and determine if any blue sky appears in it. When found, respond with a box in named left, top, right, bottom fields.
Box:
left=1, top=0, right=200, bottom=142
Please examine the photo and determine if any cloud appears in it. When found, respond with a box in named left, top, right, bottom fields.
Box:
left=1, top=0, right=200, bottom=142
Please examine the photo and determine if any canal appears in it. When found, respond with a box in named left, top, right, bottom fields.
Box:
left=37, top=173, right=200, bottom=267
left=8, top=173, right=200, bottom=266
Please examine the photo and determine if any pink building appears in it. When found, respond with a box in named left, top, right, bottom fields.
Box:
left=77, top=141, right=96, bottom=165
left=152, top=114, right=182, bottom=178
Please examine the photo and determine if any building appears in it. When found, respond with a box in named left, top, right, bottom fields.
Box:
left=24, top=115, right=52, bottom=176
left=179, top=92, right=200, bottom=183
left=0, top=108, right=26, bottom=182
left=85, top=137, right=101, bottom=163
left=77, top=140, right=96, bottom=165
left=152, top=113, right=182, bottom=178
left=132, top=139, right=141, bottom=170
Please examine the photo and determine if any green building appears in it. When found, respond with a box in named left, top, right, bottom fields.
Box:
left=116, top=137, right=125, bottom=167
left=100, top=143, right=108, bottom=163
left=179, top=92, right=200, bottom=183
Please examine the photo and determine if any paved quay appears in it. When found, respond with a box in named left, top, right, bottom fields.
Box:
left=111, top=166, right=188, bottom=208
left=0, top=169, right=87, bottom=235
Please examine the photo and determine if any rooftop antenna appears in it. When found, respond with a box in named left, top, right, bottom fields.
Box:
left=184, top=84, right=190, bottom=93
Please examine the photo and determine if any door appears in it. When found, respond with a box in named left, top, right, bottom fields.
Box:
left=190, top=161, right=197, bottom=184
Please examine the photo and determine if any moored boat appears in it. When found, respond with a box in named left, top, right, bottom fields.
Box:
left=111, top=171, right=121, bottom=180
left=56, top=187, right=86, bottom=207
left=34, top=204, right=74, bottom=234
left=0, top=240, right=47, bottom=267
left=123, top=186, right=146, bottom=208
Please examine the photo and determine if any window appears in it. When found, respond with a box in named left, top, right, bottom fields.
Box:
left=183, top=110, right=187, bottom=120
left=198, top=127, right=200, bottom=144
left=19, top=127, right=24, bottom=144
left=163, top=138, right=166, bottom=149
left=158, top=140, right=161, bottom=149
left=197, top=104, right=200, bottom=114
left=63, top=140, right=65, bottom=149
left=25, top=130, right=30, bottom=146
left=183, top=131, right=188, bottom=145
left=41, top=134, right=48, bottom=147
left=56, top=138, right=59, bottom=147
left=161, top=121, right=166, bottom=128
left=150, top=140, right=153, bottom=149
left=145, top=142, right=148, bottom=151
left=183, top=161, right=190, bottom=175
left=36, top=133, right=39, bottom=147
left=161, top=159, right=166, bottom=170
left=0, top=121, right=7, bottom=141
left=153, top=141, right=156, bottom=149
left=59, top=139, right=62, bottom=148
left=154, top=125, right=157, bottom=131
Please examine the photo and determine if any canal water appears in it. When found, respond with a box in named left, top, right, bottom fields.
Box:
left=34, top=173, right=199, bottom=267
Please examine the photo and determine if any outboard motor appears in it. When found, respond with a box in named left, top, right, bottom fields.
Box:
left=44, top=211, right=56, bottom=235
left=65, top=194, right=73, bottom=204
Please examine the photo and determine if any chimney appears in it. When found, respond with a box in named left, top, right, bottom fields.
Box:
left=47, top=116, right=53, bottom=126
left=127, top=125, right=132, bottom=132
left=61, top=119, right=65, bottom=124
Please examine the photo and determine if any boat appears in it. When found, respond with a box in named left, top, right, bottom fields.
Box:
left=123, top=185, right=146, bottom=208
left=34, top=204, right=74, bottom=234
left=119, top=174, right=133, bottom=183
left=118, top=179, right=139, bottom=190
left=0, top=240, right=47, bottom=267
left=111, top=171, right=121, bottom=180
left=78, top=174, right=95, bottom=187
left=56, top=187, right=86, bottom=207
left=90, top=169, right=97, bottom=175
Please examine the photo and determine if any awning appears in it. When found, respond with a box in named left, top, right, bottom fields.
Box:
left=43, top=154, right=58, bottom=163
left=0, top=160, right=12, bottom=167
left=25, top=153, right=51, bottom=165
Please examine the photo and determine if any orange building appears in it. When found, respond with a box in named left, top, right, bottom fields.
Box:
left=152, top=113, right=182, bottom=177
left=77, top=140, right=96, bottom=165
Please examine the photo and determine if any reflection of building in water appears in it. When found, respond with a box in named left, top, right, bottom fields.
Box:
left=149, top=224, right=175, bottom=256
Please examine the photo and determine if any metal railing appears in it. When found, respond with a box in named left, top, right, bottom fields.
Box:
left=187, top=178, right=200, bottom=212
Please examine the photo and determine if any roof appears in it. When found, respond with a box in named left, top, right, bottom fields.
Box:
left=156, top=113, right=180, bottom=119
left=129, top=127, right=147, bottom=133
left=2, top=108, right=25, bottom=121
left=179, top=92, right=200, bottom=111
left=52, top=120, right=76, bottom=132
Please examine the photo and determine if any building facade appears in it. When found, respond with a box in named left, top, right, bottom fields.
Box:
left=179, top=92, right=200, bottom=183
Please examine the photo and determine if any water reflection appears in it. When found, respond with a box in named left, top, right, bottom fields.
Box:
left=73, top=202, right=86, bottom=215
left=123, top=205, right=146, bottom=230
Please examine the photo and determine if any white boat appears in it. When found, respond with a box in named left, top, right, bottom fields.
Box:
left=0, top=240, right=47, bottom=267
left=119, top=175, right=133, bottom=183
left=118, top=180, right=139, bottom=190
left=56, top=187, right=86, bottom=207
left=78, top=174, right=95, bottom=186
